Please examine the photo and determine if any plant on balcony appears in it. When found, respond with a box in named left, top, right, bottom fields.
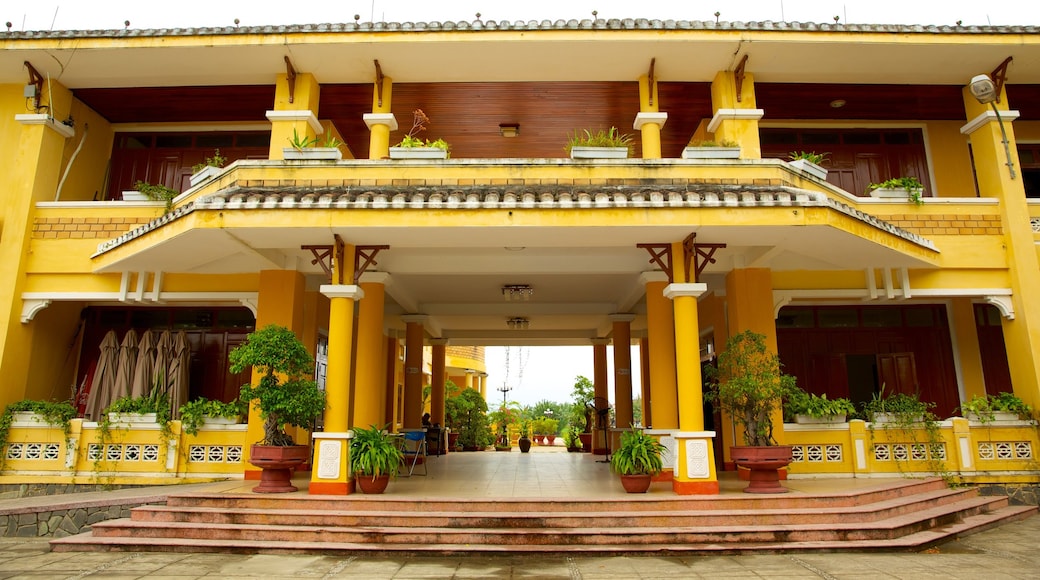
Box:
left=958, top=392, right=1033, bottom=423
left=178, top=396, right=247, bottom=436
left=133, top=180, right=178, bottom=213
left=390, top=109, right=450, bottom=159
left=862, top=384, right=934, bottom=425
left=0, top=399, right=77, bottom=469
left=284, top=128, right=343, bottom=160
left=787, top=151, right=829, bottom=179
left=784, top=387, right=855, bottom=424
left=682, top=139, right=741, bottom=159
left=867, top=176, right=924, bottom=205
left=189, top=149, right=228, bottom=187
left=566, top=126, right=634, bottom=159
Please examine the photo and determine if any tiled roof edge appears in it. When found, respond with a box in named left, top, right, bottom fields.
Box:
left=5, top=19, right=1036, bottom=39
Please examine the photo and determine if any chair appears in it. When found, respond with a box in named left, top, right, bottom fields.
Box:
left=399, top=429, right=428, bottom=476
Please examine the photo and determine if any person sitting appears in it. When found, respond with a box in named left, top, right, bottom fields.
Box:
left=421, top=413, right=432, bottom=427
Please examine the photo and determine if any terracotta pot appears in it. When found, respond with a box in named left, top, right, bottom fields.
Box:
left=619, top=474, right=653, bottom=493
left=518, top=437, right=532, bottom=453
left=448, top=432, right=460, bottom=450
left=730, top=445, right=794, bottom=494
left=579, top=433, right=593, bottom=452
left=546, top=435, right=556, bottom=446
left=248, top=444, right=309, bottom=493
left=356, top=473, right=390, bottom=494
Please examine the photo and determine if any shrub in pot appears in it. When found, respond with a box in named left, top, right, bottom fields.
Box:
left=784, top=387, right=855, bottom=424
left=178, top=396, right=247, bottom=436
left=958, top=392, right=1032, bottom=423
left=862, top=385, right=934, bottom=425
left=610, top=429, right=667, bottom=493
left=0, top=399, right=77, bottom=469
left=349, top=424, right=403, bottom=494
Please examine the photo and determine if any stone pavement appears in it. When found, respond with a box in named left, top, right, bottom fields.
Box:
left=0, top=513, right=1035, bottom=579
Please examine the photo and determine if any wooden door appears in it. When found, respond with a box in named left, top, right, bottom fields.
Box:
left=876, top=352, right=918, bottom=396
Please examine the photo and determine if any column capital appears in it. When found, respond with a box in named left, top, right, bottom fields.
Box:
left=266, top=109, right=322, bottom=134
left=591, top=338, right=610, bottom=346
left=429, top=338, right=449, bottom=346
left=663, top=283, right=707, bottom=300
left=320, top=284, right=364, bottom=300
left=633, top=111, right=668, bottom=130
left=707, top=108, right=764, bottom=133
left=609, top=313, right=636, bottom=323
left=14, top=114, right=75, bottom=138
left=960, top=109, right=1021, bottom=135
left=363, top=112, right=399, bottom=131
left=639, top=271, right=669, bottom=285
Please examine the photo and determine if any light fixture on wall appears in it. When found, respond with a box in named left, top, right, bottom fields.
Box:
left=506, top=317, right=530, bottom=330
left=499, top=123, right=520, bottom=138
left=969, top=67, right=1016, bottom=179
left=502, top=284, right=533, bottom=301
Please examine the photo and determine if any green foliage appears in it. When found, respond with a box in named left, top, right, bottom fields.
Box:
left=788, top=151, right=829, bottom=165
left=690, top=139, right=739, bottom=148
left=451, top=388, right=491, bottom=449
left=320, top=133, right=343, bottom=148
left=350, top=424, right=403, bottom=479
left=133, top=180, right=178, bottom=213
left=610, top=429, right=667, bottom=476
left=784, top=388, right=855, bottom=420
left=178, top=396, right=247, bottom=436
left=105, top=389, right=171, bottom=424
left=230, top=324, right=326, bottom=446
left=394, top=108, right=451, bottom=155
left=489, top=401, right=522, bottom=447
left=958, top=392, right=1033, bottom=423
left=570, top=375, right=595, bottom=433
left=563, top=427, right=582, bottom=450
left=862, top=385, right=934, bottom=423
left=565, top=127, right=634, bottom=154
left=288, top=127, right=320, bottom=151
left=706, top=330, right=797, bottom=446
left=191, top=149, right=227, bottom=173
left=0, top=399, right=77, bottom=469
left=868, top=176, right=925, bottom=205
left=517, top=419, right=531, bottom=438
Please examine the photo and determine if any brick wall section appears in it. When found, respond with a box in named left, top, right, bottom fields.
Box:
left=33, top=217, right=153, bottom=239
left=883, top=214, right=1003, bottom=236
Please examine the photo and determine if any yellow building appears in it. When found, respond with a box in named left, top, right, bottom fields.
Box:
left=2, top=17, right=1039, bottom=494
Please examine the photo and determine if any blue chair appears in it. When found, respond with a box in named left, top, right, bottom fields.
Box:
left=400, top=429, right=428, bottom=476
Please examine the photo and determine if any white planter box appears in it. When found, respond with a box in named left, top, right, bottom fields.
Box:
left=871, top=412, right=924, bottom=425
left=868, top=187, right=911, bottom=199
left=788, top=158, right=828, bottom=179
left=189, top=165, right=222, bottom=187
left=794, top=414, right=847, bottom=425
left=389, top=147, right=449, bottom=159
left=965, top=411, right=1022, bottom=423
left=10, top=412, right=59, bottom=427
left=682, top=147, right=741, bottom=159
left=108, top=412, right=158, bottom=425
left=283, top=147, right=343, bottom=160
left=121, top=191, right=150, bottom=201
left=569, top=146, right=629, bottom=159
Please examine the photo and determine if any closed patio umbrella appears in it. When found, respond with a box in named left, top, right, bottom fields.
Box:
left=166, top=331, right=190, bottom=419
left=110, top=329, right=138, bottom=402
left=130, top=329, right=157, bottom=399
left=84, top=330, right=119, bottom=420
left=152, top=330, right=174, bottom=401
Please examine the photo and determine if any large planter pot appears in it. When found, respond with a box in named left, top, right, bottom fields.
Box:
left=682, top=146, right=741, bottom=159
left=570, top=146, right=629, bottom=159
left=546, top=435, right=557, bottom=446
left=355, top=473, right=390, bottom=494
left=518, top=437, right=532, bottom=453
left=730, top=445, right=794, bottom=494
left=448, top=432, right=460, bottom=451
left=579, top=433, right=593, bottom=452
left=248, top=444, right=309, bottom=493
left=619, top=474, right=653, bottom=493
left=794, top=414, right=847, bottom=425
left=389, top=147, right=448, bottom=160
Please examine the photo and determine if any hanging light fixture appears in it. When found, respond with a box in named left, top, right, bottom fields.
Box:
left=501, top=284, right=533, bottom=301
left=506, top=317, right=530, bottom=330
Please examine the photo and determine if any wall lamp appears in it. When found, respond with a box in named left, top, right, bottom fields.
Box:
left=970, top=73, right=1016, bottom=180
left=499, top=123, right=520, bottom=138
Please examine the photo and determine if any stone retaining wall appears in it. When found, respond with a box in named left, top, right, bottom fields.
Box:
left=0, top=503, right=148, bottom=538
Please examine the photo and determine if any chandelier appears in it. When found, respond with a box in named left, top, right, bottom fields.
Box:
left=506, top=317, right=530, bottom=330
left=501, top=284, right=533, bottom=301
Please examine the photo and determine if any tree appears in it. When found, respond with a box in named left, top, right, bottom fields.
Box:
left=570, top=375, right=595, bottom=433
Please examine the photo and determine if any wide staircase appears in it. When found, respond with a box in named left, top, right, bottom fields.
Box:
left=50, top=478, right=1035, bottom=555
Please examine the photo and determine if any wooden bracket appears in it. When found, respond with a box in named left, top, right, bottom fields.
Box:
left=636, top=243, right=673, bottom=282
left=990, top=56, right=1013, bottom=104
left=302, top=244, right=334, bottom=280
left=284, top=56, right=297, bottom=104
left=354, top=244, right=390, bottom=284
left=374, top=60, right=385, bottom=108
left=302, top=235, right=351, bottom=283
left=682, top=233, right=727, bottom=282
left=24, top=61, right=44, bottom=112
left=647, top=57, right=656, bottom=107
left=734, top=54, right=749, bottom=103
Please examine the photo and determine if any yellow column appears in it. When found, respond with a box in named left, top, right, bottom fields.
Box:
left=384, top=334, right=401, bottom=427
left=266, top=73, right=321, bottom=160
left=962, top=84, right=1040, bottom=410
left=353, top=273, right=389, bottom=429
left=363, top=75, right=396, bottom=160
left=639, top=336, right=652, bottom=428
left=246, top=270, right=306, bottom=478
left=665, top=241, right=718, bottom=495
left=310, top=282, right=363, bottom=495
left=401, top=315, right=427, bottom=429
left=709, top=70, right=763, bottom=159
left=643, top=272, right=678, bottom=429
left=430, top=340, right=447, bottom=426
left=0, top=79, right=75, bottom=406
left=591, top=338, right=610, bottom=455
left=950, top=299, right=988, bottom=401
left=634, top=74, right=667, bottom=159
left=611, top=315, right=636, bottom=429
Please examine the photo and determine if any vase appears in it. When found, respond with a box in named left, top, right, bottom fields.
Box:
left=355, top=473, right=390, bottom=494
left=619, top=474, right=652, bottom=493
left=518, top=437, right=532, bottom=453
left=248, top=444, right=309, bottom=493
left=730, top=445, right=794, bottom=494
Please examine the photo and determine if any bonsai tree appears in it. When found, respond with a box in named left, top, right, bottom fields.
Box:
left=707, top=330, right=797, bottom=447
left=229, top=324, right=326, bottom=446
left=453, top=387, right=491, bottom=449
left=570, top=375, right=595, bottom=433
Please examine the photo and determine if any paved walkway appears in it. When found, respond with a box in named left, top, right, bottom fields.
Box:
left=0, top=511, right=1034, bottom=578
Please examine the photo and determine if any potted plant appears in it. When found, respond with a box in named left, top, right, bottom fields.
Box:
left=610, top=428, right=667, bottom=493
left=570, top=376, right=595, bottom=452
left=105, top=390, right=171, bottom=426
left=0, top=399, right=77, bottom=469
left=349, top=424, right=403, bottom=494
left=862, top=385, right=933, bottom=425
left=787, top=151, right=829, bottom=180
left=543, top=417, right=559, bottom=446
left=784, top=387, right=855, bottom=424
left=130, top=180, right=179, bottom=212
left=566, top=127, right=633, bottom=159
left=189, top=149, right=227, bottom=187
left=178, top=396, right=246, bottom=436
left=564, top=427, right=582, bottom=452
left=229, top=324, right=326, bottom=493
left=489, top=402, right=518, bottom=451
left=682, top=139, right=741, bottom=160
left=283, top=128, right=344, bottom=160
left=452, top=387, right=491, bottom=451
left=517, top=420, right=532, bottom=453
left=867, top=176, right=924, bottom=204
left=389, top=109, right=450, bottom=159
left=959, top=392, right=1032, bottom=424
left=707, top=330, right=797, bottom=493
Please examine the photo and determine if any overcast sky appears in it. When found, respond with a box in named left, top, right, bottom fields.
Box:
left=9, top=1, right=1036, bottom=406
left=6, top=1, right=1039, bottom=30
